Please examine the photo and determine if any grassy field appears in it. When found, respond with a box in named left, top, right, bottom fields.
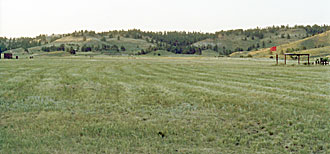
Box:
left=0, top=57, right=329, bottom=153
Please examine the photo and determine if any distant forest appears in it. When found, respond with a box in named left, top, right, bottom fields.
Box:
left=1, top=24, right=330, bottom=55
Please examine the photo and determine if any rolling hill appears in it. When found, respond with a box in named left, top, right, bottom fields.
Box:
left=231, top=30, right=330, bottom=58
left=194, top=28, right=308, bottom=53
left=2, top=25, right=329, bottom=58
left=5, top=35, right=155, bottom=56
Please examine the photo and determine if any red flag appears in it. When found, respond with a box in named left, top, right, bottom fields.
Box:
left=270, top=46, right=277, bottom=52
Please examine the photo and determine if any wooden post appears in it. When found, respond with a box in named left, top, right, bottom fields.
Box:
left=285, top=55, right=286, bottom=64
left=276, top=54, right=278, bottom=65
left=308, top=55, right=310, bottom=65
left=298, top=55, right=300, bottom=64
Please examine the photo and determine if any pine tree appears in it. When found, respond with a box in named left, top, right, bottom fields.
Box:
left=120, top=46, right=126, bottom=51
left=287, top=34, right=291, bottom=39
left=213, top=45, right=219, bottom=52
left=262, top=41, right=265, bottom=48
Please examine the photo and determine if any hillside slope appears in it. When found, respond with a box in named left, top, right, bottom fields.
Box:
left=6, top=35, right=155, bottom=55
left=232, top=30, right=330, bottom=58
left=2, top=25, right=329, bottom=57
left=194, top=28, right=308, bottom=53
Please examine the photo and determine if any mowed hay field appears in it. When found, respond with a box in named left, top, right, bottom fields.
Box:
left=0, top=57, right=329, bottom=153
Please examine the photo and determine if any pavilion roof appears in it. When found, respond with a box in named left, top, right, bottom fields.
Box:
left=284, top=53, right=310, bottom=56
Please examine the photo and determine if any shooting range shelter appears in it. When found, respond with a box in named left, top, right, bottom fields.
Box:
left=284, top=53, right=310, bottom=65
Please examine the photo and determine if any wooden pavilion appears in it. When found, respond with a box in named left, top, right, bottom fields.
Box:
left=284, top=53, right=310, bottom=65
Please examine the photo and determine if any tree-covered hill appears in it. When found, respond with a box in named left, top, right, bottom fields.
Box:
left=232, top=30, right=330, bottom=58
left=194, top=25, right=330, bottom=56
left=1, top=24, right=329, bottom=57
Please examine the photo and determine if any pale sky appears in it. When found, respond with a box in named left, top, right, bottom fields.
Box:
left=0, top=0, right=329, bottom=38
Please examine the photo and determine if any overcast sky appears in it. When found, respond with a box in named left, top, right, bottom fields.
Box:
left=0, top=0, right=329, bottom=37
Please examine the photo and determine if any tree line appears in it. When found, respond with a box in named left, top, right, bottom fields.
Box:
left=215, top=24, right=330, bottom=39
left=41, top=44, right=126, bottom=53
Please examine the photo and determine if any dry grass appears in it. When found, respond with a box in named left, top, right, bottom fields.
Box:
left=0, top=57, right=329, bottom=153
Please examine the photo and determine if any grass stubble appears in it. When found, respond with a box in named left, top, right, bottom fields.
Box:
left=0, top=57, right=329, bottom=153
